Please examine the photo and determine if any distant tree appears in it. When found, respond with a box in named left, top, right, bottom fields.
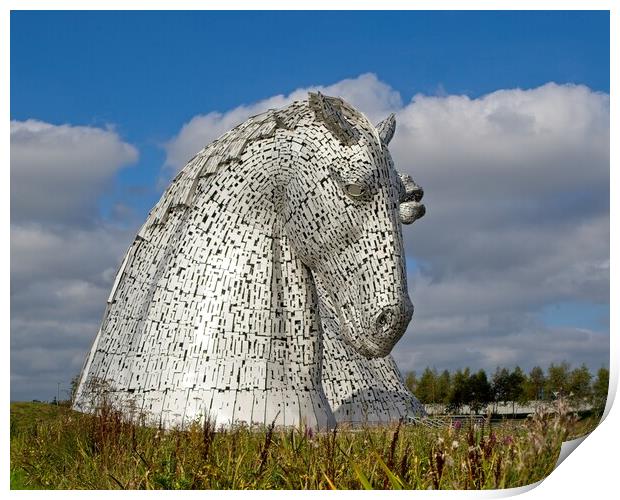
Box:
left=546, top=362, right=571, bottom=399
left=404, top=371, right=418, bottom=395
left=491, top=367, right=511, bottom=408
left=592, top=367, right=609, bottom=413
left=437, top=370, right=451, bottom=405
left=416, top=367, right=439, bottom=404
left=568, top=364, right=592, bottom=406
left=524, top=366, right=546, bottom=401
left=506, top=367, right=526, bottom=416
left=446, top=368, right=471, bottom=414
left=468, top=369, right=492, bottom=414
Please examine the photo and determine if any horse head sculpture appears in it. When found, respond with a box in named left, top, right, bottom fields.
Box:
left=73, top=93, right=426, bottom=429
left=280, top=93, right=422, bottom=359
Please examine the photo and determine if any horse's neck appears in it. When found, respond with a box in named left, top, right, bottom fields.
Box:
left=316, top=276, right=424, bottom=422
left=188, top=163, right=324, bottom=392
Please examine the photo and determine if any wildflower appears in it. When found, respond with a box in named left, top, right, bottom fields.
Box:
left=452, top=420, right=462, bottom=431
left=502, top=435, right=514, bottom=446
left=437, top=437, right=445, bottom=445
left=451, top=440, right=459, bottom=450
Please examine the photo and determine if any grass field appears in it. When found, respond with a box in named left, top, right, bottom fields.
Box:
left=10, top=400, right=600, bottom=490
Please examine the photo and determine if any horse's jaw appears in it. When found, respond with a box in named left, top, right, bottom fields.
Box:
left=316, top=281, right=426, bottom=424
left=311, top=273, right=411, bottom=360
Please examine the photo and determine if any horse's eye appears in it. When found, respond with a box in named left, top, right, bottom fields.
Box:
left=344, top=183, right=365, bottom=199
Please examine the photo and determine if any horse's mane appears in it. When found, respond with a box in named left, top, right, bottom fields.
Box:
left=138, top=96, right=374, bottom=239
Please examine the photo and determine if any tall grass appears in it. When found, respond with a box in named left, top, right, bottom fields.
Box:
left=10, top=399, right=598, bottom=490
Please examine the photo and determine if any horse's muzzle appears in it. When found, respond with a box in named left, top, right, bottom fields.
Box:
left=365, top=301, right=413, bottom=357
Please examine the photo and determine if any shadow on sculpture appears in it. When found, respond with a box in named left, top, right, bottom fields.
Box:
left=73, top=92, right=427, bottom=429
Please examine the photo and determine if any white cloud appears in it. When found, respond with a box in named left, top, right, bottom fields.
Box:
left=11, top=120, right=138, bottom=225
left=11, top=120, right=139, bottom=400
left=10, top=223, right=136, bottom=401
left=392, top=82, right=609, bottom=374
left=11, top=223, right=132, bottom=290
left=392, top=83, right=609, bottom=201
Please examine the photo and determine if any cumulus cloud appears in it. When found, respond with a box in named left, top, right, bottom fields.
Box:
left=393, top=83, right=609, bottom=374
left=10, top=227, right=131, bottom=401
left=11, top=120, right=139, bottom=400
left=11, top=120, right=138, bottom=226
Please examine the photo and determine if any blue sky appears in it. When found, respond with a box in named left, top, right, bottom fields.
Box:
left=10, top=10, right=610, bottom=400
left=11, top=10, right=610, bottom=215
left=11, top=11, right=609, bottom=124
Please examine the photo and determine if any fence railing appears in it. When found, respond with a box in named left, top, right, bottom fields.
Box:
left=423, top=400, right=593, bottom=416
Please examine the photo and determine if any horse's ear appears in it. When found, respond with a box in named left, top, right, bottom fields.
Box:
left=399, top=172, right=425, bottom=225
left=376, top=113, right=396, bottom=145
left=308, top=92, right=359, bottom=145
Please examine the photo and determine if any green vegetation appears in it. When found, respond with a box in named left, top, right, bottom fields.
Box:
left=404, top=364, right=609, bottom=414
left=10, top=399, right=600, bottom=490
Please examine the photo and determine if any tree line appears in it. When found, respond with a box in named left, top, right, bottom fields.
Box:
left=404, top=362, right=609, bottom=415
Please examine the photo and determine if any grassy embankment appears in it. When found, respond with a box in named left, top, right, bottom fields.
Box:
left=10, top=400, right=600, bottom=490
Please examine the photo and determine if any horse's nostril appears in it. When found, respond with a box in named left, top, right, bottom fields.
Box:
left=377, top=312, right=388, bottom=327
left=375, top=308, right=395, bottom=333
